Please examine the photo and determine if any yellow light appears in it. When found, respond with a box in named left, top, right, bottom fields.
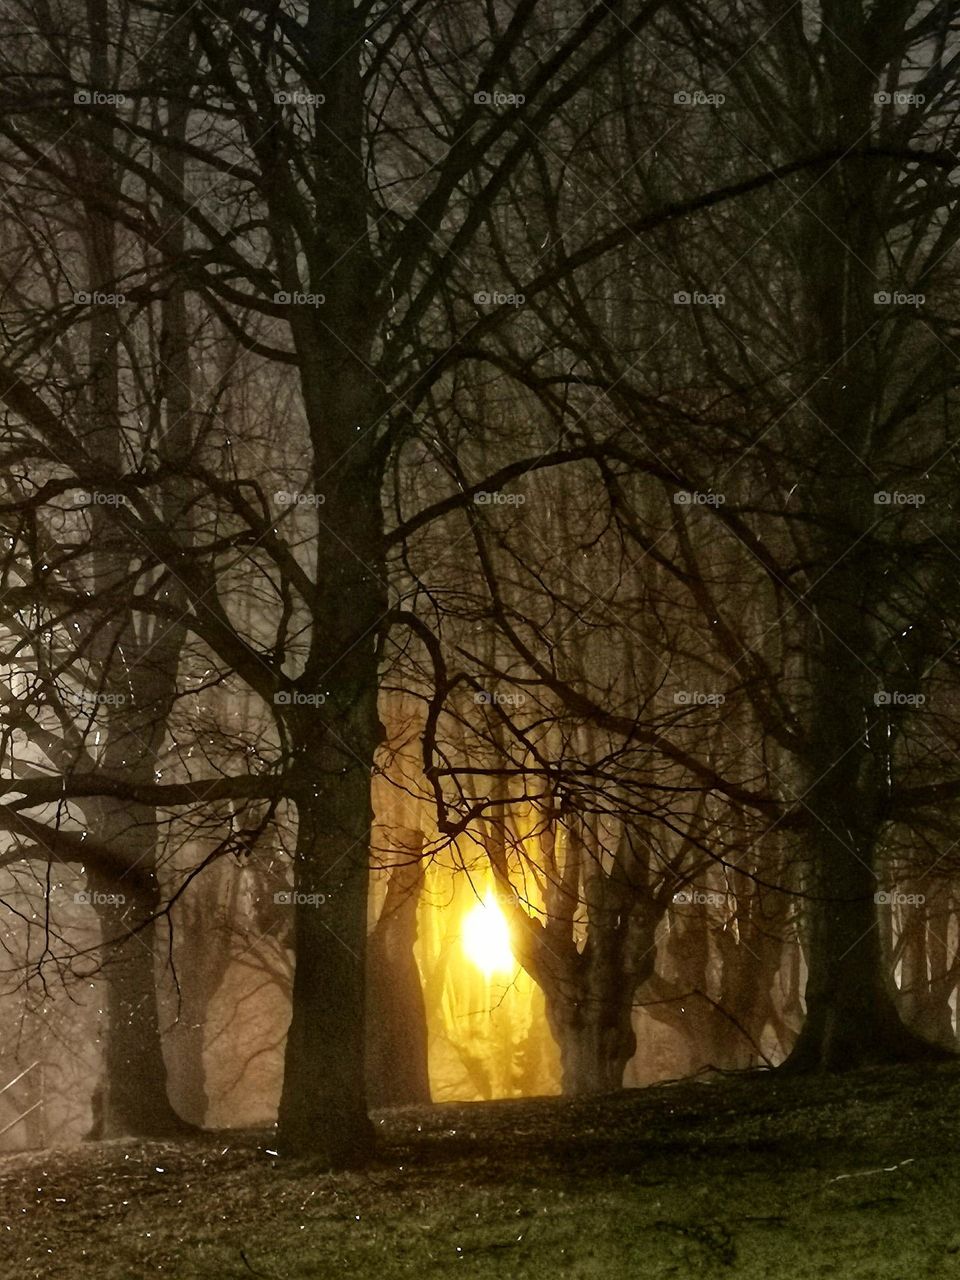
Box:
left=462, top=888, right=514, bottom=976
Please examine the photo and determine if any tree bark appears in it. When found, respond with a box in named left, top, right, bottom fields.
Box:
left=508, top=812, right=657, bottom=1095
left=365, top=830, right=431, bottom=1108
left=785, top=487, right=944, bottom=1070
left=275, top=457, right=386, bottom=1163
left=546, top=984, right=639, bottom=1096
left=85, top=856, right=190, bottom=1139
left=779, top=25, right=950, bottom=1070
left=275, top=730, right=378, bottom=1163
left=77, top=1, right=193, bottom=1136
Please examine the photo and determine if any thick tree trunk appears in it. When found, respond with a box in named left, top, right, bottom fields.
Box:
left=784, top=696, right=938, bottom=1070
left=260, top=0, right=386, bottom=1164
left=546, top=995, right=637, bottom=1095
left=276, top=733, right=378, bottom=1163
left=514, top=923, right=641, bottom=1096
left=366, top=832, right=431, bottom=1108
left=86, top=857, right=190, bottom=1139
left=76, top=6, right=197, bottom=1139
left=779, top=39, right=950, bottom=1070
left=275, top=459, right=385, bottom=1163
left=505, top=809, right=657, bottom=1095
left=784, top=506, right=944, bottom=1071
left=785, top=894, right=932, bottom=1070
left=540, top=912, right=646, bottom=1097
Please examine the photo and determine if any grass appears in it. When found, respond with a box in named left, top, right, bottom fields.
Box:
left=1, top=1062, right=959, bottom=1278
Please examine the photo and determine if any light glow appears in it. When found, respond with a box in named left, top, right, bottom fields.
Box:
left=462, top=888, right=514, bottom=976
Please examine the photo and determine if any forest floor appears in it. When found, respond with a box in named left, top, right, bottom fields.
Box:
left=1, top=1061, right=958, bottom=1279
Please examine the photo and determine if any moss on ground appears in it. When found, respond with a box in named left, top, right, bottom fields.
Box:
left=1, top=1062, right=958, bottom=1278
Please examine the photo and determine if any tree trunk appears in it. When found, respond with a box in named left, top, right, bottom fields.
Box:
left=784, top=716, right=937, bottom=1070
left=898, top=883, right=956, bottom=1051
left=86, top=856, right=190, bottom=1139
left=546, top=992, right=637, bottom=1095
left=78, top=1, right=193, bottom=1135
left=785, top=521, right=943, bottom=1070
left=164, top=867, right=240, bottom=1127
left=257, top=0, right=386, bottom=1164
left=276, top=733, right=378, bottom=1163
left=275, top=460, right=385, bottom=1163
left=366, top=831, right=431, bottom=1108
left=503, top=808, right=658, bottom=1095
left=780, top=38, right=950, bottom=1070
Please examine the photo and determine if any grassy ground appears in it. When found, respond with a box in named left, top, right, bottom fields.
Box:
left=1, top=1062, right=958, bottom=1279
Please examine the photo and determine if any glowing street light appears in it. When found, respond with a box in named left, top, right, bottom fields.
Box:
left=462, top=887, right=514, bottom=976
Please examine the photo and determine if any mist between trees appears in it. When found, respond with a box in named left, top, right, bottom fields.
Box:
left=0, top=0, right=959, bottom=1168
